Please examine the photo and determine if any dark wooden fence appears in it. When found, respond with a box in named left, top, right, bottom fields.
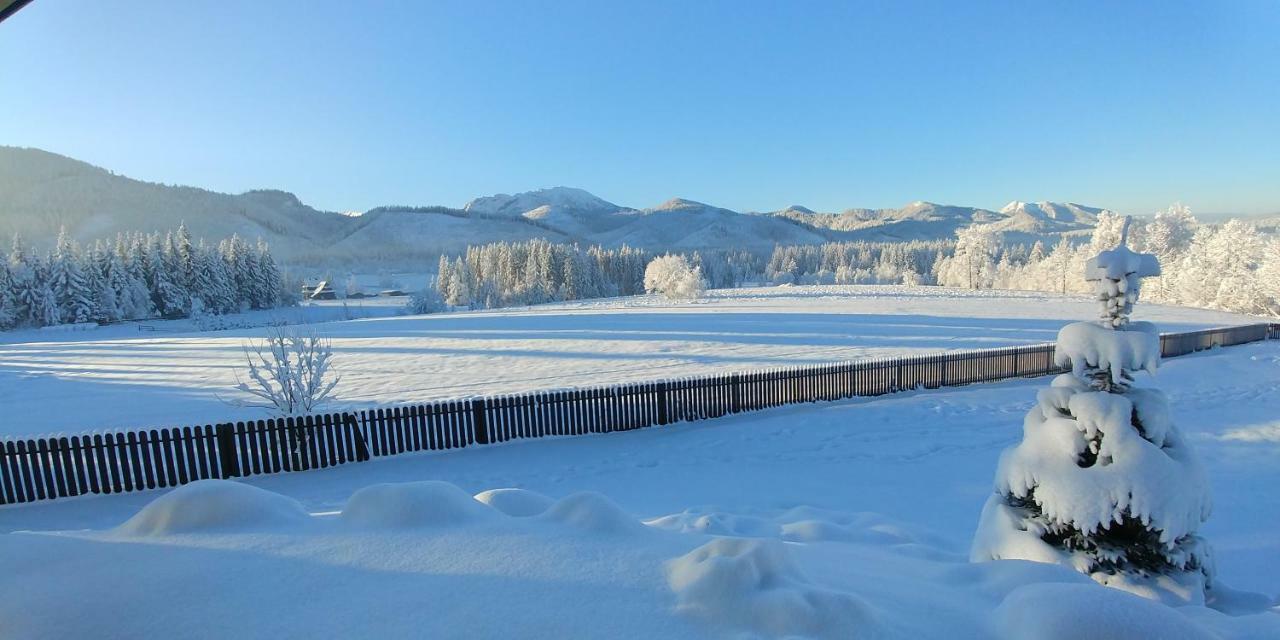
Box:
left=2, top=323, right=1277, bottom=506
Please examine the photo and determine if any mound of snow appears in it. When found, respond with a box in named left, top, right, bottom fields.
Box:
left=538, top=491, right=646, bottom=535
left=995, top=583, right=1215, bottom=640
left=666, top=538, right=879, bottom=639
left=474, top=488, right=555, bottom=517
left=115, top=480, right=311, bottom=536
left=646, top=509, right=783, bottom=538
left=341, top=481, right=498, bottom=529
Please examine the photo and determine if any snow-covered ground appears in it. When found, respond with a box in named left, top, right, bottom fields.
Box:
left=0, top=285, right=1263, bottom=437
left=1, top=338, right=1276, bottom=638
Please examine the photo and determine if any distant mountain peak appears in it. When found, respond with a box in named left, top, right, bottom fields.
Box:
left=463, top=186, right=622, bottom=219
left=654, top=197, right=706, bottom=210
left=999, top=200, right=1102, bottom=225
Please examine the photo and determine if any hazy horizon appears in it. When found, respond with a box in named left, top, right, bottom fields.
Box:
left=2, top=1, right=1278, bottom=216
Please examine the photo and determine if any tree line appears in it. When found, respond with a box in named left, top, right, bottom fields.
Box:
left=931, top=205, right=1280, bottom=316
left=434, top=238, right=759, bottom=309
left=764, top=240, right=951, bottom=286
left=0, top=225, right=295, bottom=330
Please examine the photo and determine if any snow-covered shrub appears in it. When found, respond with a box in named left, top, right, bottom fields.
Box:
left=233, top=328, right=340, bottom=416
left=407, top=286, right=446, bottom=314
left=644, top=254, right=706, bottom=301
left=972, top=217, right=1214, bottom=605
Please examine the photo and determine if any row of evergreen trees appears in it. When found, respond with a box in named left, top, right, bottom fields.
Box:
left=765, top=240, right=951, bottom=286
left=434, top=239, right=760, bottom=310
left=0, top=225, right=294, bottom=330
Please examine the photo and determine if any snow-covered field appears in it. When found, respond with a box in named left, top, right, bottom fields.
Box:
left=0, top=285, right=1263, bottom=437
left=1, top=336, right=1276, bottom=638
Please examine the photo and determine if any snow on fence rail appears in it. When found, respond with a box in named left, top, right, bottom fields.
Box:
left=2, top=323, right=1277, bottom=507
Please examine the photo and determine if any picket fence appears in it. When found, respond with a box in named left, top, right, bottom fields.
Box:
left=1, top=322, right=1276, bottom=506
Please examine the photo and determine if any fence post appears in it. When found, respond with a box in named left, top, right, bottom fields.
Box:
left=657, top=381, right=670, bottom=425
left=215, top=423, right=240, bottom=478
left=730, top=374, right=742, bottom=413
left=471, top=398, right=490, bottom=445
left=344, top=413, right=371, bottom=461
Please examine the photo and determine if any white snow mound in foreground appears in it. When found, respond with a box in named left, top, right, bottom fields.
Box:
left=995, top=583, right=1215, bottom=640
left=666, top=537, right=880, bottom=639
left=474, top=488, right=555, bottom=517
left=341, top=481, right=499, bottom=529
left=538, top=491, right=647, bottom=535
left=115, top=479, right=311, bottom=536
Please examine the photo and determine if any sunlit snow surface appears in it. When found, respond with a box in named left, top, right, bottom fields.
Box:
left=0, top=285, right=1262, bottom=437
left=1, top=330, right=1276, bottom=638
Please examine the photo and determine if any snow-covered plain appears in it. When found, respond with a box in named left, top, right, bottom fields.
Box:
left=1, top=336, right=1276, bottom=638
left=0, top=285, right=1263, bottom=437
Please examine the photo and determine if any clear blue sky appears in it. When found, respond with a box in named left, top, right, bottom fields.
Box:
left=2, top=0, right=1278, bottom=215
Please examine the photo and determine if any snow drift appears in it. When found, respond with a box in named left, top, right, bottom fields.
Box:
left=340, top=481, right=499, bottom=529
left=666, top=537, right=880, bottom=639
left=474, top=487, right=555, bottom=517
left=115, top=480, right=311, bottom=536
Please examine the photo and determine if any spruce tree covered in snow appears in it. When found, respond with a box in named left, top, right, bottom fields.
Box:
left=23, top=253, right=61, bottom=327
left=146, top=233, right=187, bottom=318
left=49, top=228, right=96, bottom=323
left=0, top=228, right=290, bottom=330
left=972, top=217, right=1214, bottom=605
left=0, top=259, right=17, bottom=330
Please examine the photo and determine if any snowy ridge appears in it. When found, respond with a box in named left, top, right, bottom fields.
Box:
left=2, top=147, right=1105, bottom=266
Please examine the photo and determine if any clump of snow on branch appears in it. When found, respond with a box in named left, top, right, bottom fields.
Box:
left=1055, top=321, right=1160, bottom=387
left=233, top=327, right=340, bottom=416
left=972, top=216, right=1214, bottom=606
left=644, top=254, right=706, bottom=301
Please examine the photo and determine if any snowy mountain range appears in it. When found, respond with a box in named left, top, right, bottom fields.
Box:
left=0, top=147, right=1101, bottom=268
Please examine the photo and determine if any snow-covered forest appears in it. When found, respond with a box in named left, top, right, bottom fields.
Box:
left=763, top=206, right=1279, bottom=317
left=764, top=240, right=949, bottom=286
left=933, top=206, right=1280, bottom=316
left=0, top=225, right=295, bottom=329
left=434, top=238, right=758, bottom=309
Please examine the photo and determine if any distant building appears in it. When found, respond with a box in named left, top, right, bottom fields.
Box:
left=380, top=289, right=408, bottom=297
left=309, top=281, right=337, bottom=300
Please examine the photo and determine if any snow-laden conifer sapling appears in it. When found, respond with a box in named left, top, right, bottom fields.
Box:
left=971, top=217, right=1214, bottom=605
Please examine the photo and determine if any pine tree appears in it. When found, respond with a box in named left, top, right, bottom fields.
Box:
left=146, top=234, right=186, bottom=317
left=0, top=258, right=17, bottom=330
left=23, top=254, right=61, bottom=327
left=120, top=234, right=156, bottom=319
left=447, top=256, right=472, bottom=307
left=49, top=228, right=95, bottom=323
left=255, top=238, right=282, bottom=309
left=86, top=242, right=121, bottom=323
left=972, top=218, right=1213, bottom=605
